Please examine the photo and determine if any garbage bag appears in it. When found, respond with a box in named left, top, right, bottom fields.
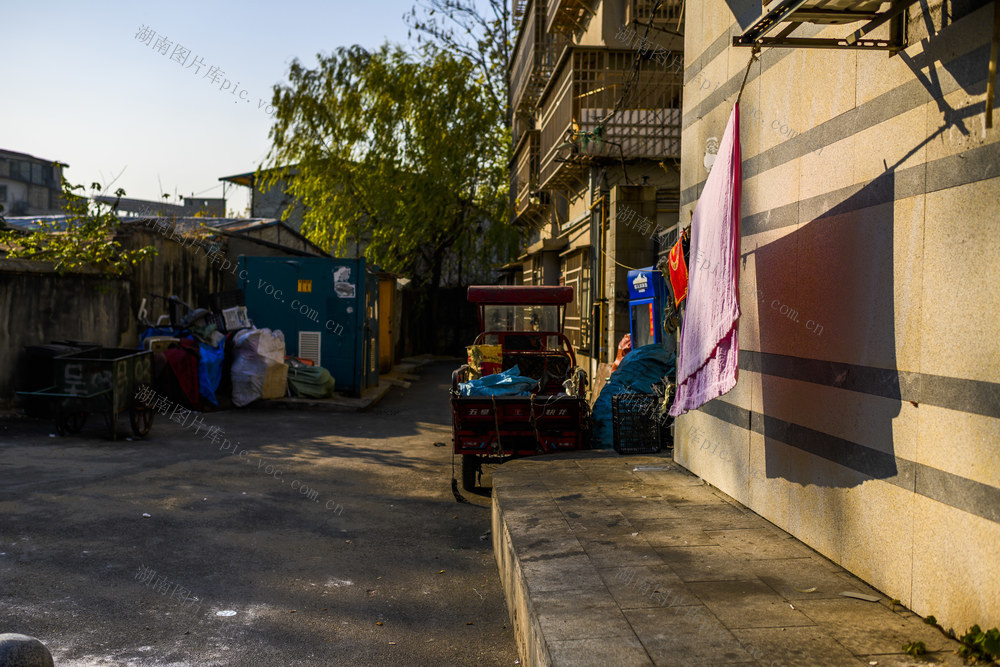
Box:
left=231, top=328, right=287, bottom=407
left=459, top=364, right=538, bottom=397
left=197, top=341, right=225, bottom=406
left=287, top=365, right=336, bottom=399
left=592, top=345, right=675, bottom=449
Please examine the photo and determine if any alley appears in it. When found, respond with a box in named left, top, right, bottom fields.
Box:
left=0, top=362, right=517, bottom=666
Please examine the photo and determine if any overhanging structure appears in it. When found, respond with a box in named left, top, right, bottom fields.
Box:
left=732, top=0, right=922, bottom=52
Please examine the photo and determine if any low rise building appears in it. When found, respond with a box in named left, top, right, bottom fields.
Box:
left=0, top=149, right=67, bottom=217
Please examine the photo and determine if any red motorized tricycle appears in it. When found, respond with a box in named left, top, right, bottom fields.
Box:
left=451, top=286, right=589, bottom=490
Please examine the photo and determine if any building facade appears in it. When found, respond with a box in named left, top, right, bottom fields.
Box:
left=677, top=0, right=999, bottom=631
left=508, top=0, right=684, bottom=382
left=0, top=149, right=66, bottom=217
left=219, top=169, right=306, bottom=232
left=95, top=195, right=227, bottom=218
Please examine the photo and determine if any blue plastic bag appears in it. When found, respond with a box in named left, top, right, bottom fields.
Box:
left=459, top=364, right=538, bottom=397
left=592, top=345, right=676, bottom=449
left=197, top=341, right=225, bottom=406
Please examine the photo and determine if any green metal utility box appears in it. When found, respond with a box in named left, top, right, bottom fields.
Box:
left=238, top=256, right=379, bottom=397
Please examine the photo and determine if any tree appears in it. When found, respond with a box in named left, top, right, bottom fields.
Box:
left=0, top=180, right=157, bottom=277
left=264, top=44, right=516, bottom=288
left=404, top=0, right=514, bottom=132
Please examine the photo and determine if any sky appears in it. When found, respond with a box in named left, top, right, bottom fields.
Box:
left=0, top=0, right=427, bottom=216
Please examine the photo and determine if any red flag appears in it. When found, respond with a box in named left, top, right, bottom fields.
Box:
left=668, top=237, right=688, bottom=307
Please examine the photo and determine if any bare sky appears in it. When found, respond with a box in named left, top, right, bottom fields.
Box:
left=0, top=0, right=422, bottom=216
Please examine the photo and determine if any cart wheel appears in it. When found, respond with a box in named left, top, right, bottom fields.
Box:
left=129, top=403, right=155, bottom=438
left=461, top=455, right=480, bottom=492
left=56, top=411, right=88, bottom=436
left=104, top=411, right=118, bottom=441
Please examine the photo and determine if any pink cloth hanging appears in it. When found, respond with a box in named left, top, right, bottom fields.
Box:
left=669, top=104, right=742, bottom=417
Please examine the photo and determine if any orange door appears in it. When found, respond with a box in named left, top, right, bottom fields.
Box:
left=378, top=278, right=394, bottom=372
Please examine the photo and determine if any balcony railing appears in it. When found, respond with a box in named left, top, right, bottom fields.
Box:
left=510, top=0, right=568, bottom=122
left=512, top=0, right=528, bottom=25
left=628, top=0, right=684, bottom=25
left=547, top=0, right=597, bottom=34
left=539, top=48, right=682, bottom=190
left=511, top=130, right=542, bottom=222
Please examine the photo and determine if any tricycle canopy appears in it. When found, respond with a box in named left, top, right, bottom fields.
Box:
left=467, top=286, right=574, bottom=334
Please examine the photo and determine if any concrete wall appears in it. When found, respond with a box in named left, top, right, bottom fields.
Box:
left=0, top=224, right=329, bottom=404
left=0, top=260, right=131, bottom=405
left=252, top=180, right=305, bottom=232
left=676, top=0, right=1000, bottom=630
left=119, top=226, right=230, bottom=323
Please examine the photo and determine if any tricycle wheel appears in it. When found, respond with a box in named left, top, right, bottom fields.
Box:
left=56, top=411, right=87, bottom=436
left=129, top=403, right=155, bottom=438
left=461, top=454, right=480, bottom=492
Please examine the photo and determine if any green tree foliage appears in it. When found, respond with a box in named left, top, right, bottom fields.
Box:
left=404, top=0, right=513, bottom=130
left=265, top=45, right=516, bottom=288
left=0, top=180, right=157, bottom=277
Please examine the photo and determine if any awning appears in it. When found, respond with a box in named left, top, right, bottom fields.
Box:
left=732, top=0, right=921, bottom=52
left=467, top=286, right=574, bottom=305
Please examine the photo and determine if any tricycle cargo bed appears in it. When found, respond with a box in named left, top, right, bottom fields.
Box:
left=451, top=394, right=585, bottom=456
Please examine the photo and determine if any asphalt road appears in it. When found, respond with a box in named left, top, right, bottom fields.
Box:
left=0, top=362, right=518, bottom=666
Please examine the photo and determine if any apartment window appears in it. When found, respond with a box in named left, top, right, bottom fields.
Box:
left=0, top=185, right=6, bottom=202
left=562, top=250, right=591, bottom=351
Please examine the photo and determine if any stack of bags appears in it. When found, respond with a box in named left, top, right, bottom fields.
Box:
left=231, top=329, right=288, bottom=407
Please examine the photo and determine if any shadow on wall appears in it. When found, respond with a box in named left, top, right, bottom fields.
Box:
left=752, top=168, right=902, bottom=491
left=902, top=0, right=997, bottom=140
left=749, top=0, right=996, bottom=495
left=724, top=0, right=767, bottom=32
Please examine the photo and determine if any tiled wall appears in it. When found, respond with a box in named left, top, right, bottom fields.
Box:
left=675, top=0, right=1000, bottom=631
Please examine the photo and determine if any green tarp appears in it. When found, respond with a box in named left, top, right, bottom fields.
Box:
left=287, top=365, right=336, bottom=399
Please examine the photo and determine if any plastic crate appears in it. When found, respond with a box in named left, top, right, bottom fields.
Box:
left=209, top=289, right=245, bottom=312
left=612, top=393, right=668, bottom=455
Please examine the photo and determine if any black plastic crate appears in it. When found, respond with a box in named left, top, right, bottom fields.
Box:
left=209, top=312, right=227, bottom=333
left=612, top=393, right=671, bottom=455
left=209, top=289, right=245, bottom=312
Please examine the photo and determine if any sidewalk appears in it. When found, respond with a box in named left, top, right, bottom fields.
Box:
left=253, top=355, right=437, bottom=412
left=492, top=451, right=964, bottom=667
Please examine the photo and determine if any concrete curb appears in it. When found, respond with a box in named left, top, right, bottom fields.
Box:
left=491, top=452, right=962, bottom=667
left=493, top=483, right=551, bottom=667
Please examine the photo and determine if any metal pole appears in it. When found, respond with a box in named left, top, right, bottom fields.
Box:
left=987, top=0, right=1000, bottom=129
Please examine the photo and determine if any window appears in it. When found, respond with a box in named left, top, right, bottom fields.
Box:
left=0, top=185, right=6, bottom=202
left=483, top=305, right=561, bottom=333
left=562, top=250, right=591, bottom=351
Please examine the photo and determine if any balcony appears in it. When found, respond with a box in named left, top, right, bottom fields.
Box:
left=547, top=0, right=597, bottom=34
left=627, top=0, right=684, bottom=26
left=510, top=130, right=546, bottom=224
left=538, top=48, right=682, bottom=190
left=510, top=0, right=568, bottom=125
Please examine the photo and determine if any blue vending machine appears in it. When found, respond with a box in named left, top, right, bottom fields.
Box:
left=627, top=267, right=666, bottom=348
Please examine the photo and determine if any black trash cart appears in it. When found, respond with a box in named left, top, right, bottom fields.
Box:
left=17, top=348, right=155, bottom=440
